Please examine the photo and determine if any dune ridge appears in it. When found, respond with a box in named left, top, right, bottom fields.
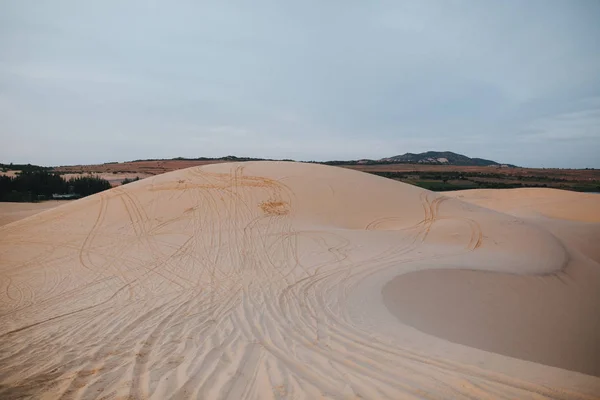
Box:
left=0, top=162, right=599, bottom=399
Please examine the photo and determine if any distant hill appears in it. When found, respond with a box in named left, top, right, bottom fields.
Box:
left=380, top=151, right=510, bottom=167
left=0, top=163, right=51, bottom=172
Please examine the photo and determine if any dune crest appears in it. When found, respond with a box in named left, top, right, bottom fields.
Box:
left=1, top=162, right=599, bottom=399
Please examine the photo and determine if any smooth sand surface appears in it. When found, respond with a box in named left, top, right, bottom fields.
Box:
left=385, top=188, right=600, bottom=377
left=0, top=201, right=68, bottom=227
left=1, top=163, right=599, bottom=399
left=447, top=188, right=600, bottom=222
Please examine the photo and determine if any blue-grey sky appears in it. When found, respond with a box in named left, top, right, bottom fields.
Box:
left=1, top=1, right=599, bottom=167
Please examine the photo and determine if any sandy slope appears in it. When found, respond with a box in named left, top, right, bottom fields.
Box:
left=0, top=162, right=599, bottom=399
left=447, top=188, right=600, bottom=222
left=385, top=188, right=600, bottom=376
left=0, top=201, right=68, bottom=227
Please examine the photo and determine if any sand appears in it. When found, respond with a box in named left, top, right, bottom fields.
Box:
left=0, top=162, right=598, bottom=399
left=447, top=188, right=600, bottom=222
left=0, top=201, right=69, bottom=227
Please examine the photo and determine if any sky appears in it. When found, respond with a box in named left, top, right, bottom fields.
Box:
left=1, top=1, right=599, bottom=168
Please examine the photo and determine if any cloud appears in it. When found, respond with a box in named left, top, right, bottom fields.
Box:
left=1, top=0, right=599, bottom=167
left=519, top=106, right=600, bottom=142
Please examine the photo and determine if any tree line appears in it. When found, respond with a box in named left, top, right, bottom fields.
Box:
left=0, top=171, right=112, bottom=202
left=1, top=162, right=51, bottom=173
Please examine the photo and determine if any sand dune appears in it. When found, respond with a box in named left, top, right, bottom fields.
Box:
left=447, top=188, right=600, bottom=222
left=1, top=162, right=599, bottom=399
left=0, top=201, right=68, bottom=227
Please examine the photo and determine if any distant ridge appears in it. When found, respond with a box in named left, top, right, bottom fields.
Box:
left=380, top=151, right=512, bottom=167
left=8, top=152, right=515, bottom=170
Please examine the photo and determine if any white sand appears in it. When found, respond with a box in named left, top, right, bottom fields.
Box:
left=0, top=163, right=599, bottom=399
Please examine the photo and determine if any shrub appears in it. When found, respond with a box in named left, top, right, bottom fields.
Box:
left=121, top=176, right=141, bottom=185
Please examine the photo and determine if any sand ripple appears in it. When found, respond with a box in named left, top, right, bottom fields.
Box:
left=1, top=162, right=598, bottom=399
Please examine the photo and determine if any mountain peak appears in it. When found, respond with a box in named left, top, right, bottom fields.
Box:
left=380, top=151, right=506, bottom=166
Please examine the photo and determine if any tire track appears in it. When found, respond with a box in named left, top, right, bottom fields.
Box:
left=1, top=163, right=595, bottom=400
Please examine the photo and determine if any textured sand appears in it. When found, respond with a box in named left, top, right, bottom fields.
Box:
left=0, top=163, right=599, bottom=399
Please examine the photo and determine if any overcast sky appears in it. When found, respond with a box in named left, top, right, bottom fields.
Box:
left=1, top=1, right=599, bottom=167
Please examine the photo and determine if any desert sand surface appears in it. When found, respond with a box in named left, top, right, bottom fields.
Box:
left=0, top=201, right=68, bottom=227
left=1, top=162, right=599, bottom=399
left=447, top=188, right=600, bottom=222
left=0, top=171, right=21, bottom=178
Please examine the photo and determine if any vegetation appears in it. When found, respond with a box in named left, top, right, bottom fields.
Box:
left=121, top=176, right=140, bottom=185
left=382, top=151, right=509, bottom=166
left=0, top=171, right=111, bottom=202
left=131, top=155, right=273, bottom=162
left=312, top=151, right=515, bottom=167
left=0, top=163, right=51, bottom=173
left=367, top=171, right=600, bottom=192
left=68, top=176, right=112, bottom=196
